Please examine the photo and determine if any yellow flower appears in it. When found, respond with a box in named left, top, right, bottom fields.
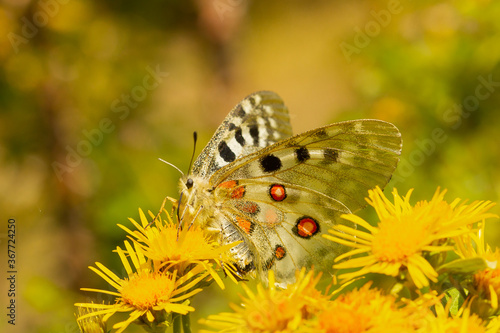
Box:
left=455, top=222, right=500, bottom=317
left=486, top=316, right=500, bottom=332
left=119, top=208, right=239, bottom=288
left=200, top=269, right=329, bottom=333
left=325, top=187, right=496, bottom=289
left=425, top=305, right=498, bottom=333
left=317, top=284, right=422, bottom=333
left=75, top=304, right=107, bottom=333
left=474, top=255, right=500, bottom=308
left=454, top=220, right=491, bottom=260
left=75, top=240, right=207, bottom=333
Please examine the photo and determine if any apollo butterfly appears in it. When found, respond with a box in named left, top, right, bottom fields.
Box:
left=176, top=91, right=402, bottom=286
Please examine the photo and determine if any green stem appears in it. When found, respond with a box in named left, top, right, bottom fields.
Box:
left=173, top=313, right=181, bottom=333
left=182, top=313, right=191, bottom=333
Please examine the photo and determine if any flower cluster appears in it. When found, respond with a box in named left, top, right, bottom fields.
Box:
left=77, top=187, right=500, bottom=333
left=201, top=187, right=499, bottom=332
left=200, top=268, right=329, bottom=332
left=75, top=204, right=238, bottom=333
left=327, top=187, right=496, bottom=289
left=201, top=268, right=432, bottom=332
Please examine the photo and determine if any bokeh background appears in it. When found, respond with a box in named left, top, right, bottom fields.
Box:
left=1, top=0, right=499, bottom=332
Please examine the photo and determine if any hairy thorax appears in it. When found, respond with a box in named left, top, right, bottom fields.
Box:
left=178, top=175, right=218, bottom=230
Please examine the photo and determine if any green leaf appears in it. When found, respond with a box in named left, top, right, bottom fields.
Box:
left=437, top=257, right=487, bottom=275
left=444, top=288, right=464, bottom=316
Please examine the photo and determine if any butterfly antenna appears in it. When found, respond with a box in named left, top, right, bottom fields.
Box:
left=158, top=158, right=184, bottom=176
left=187, top=131, right=198, bottom=175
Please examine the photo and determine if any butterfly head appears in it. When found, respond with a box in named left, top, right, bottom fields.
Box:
left=177, top=174, right=212, bottom=229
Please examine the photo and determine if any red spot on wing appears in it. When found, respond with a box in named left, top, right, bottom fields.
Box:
left=269, top=184, right=286, bottom=201
left=240, top=201, right=259, bottom=214
left=218, top=180, right=245, bottom=199
left=275, top=245, right=286, bottom=260
left=236, top=217, right=253, bottom=234
left=231, top=186, right=246, bottom=199
left=218, top=180, right=238, bottom=189
left=296, top=217, right=319, bottom=238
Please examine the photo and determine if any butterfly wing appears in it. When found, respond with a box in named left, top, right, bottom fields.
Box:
left=211, top=120, right=402, bottom=212
left=191, top=91, right=292, bottom=178
left=210, top=120, right=401, bottom=284
left=184, top=90, right=401, bottom=285
left=214, top=179, right=351, bottom=285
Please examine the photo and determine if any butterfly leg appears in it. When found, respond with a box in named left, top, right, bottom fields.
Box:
left=187, top=205, right=203, bottom=231
left=146, top=196, right=168, bottom=228
left=176, top=201, right=203, bottom=240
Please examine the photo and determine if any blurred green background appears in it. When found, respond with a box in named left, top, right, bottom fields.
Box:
left=1, top=0, right=499, bottom=332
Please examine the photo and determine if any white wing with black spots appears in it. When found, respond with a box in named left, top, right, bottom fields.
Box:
left=191, top=91, right=292, bottom=178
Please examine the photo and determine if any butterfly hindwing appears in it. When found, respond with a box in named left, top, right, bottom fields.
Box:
left=214, top=179, right=352, bottom=284
left=192, top=91, right=292, bottom=178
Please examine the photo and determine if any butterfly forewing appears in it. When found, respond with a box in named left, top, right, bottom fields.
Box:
left=191, top=91, right=292, bottom=178
left=211, top=119, right=402, bottom=212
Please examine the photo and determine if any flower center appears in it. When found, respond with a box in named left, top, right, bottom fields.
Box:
left=475, top=268, right=500, bottom=298
left=372, top=214, right=427, bottom=262
left=149, top=225, right=216, bottom=262
left=121, top=273, right=175, bottom=310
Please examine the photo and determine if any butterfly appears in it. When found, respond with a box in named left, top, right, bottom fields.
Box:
left=176, top=91, right=402, bottom=286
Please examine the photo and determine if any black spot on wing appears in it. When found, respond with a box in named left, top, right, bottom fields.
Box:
left=235, top=127, right=245, bottom=146
left=218, top=141, right=236, bottom=163
left=248, top=96, right=257, bottom=107
left=235, top=105, right=246, bottom=117
left=228, top=123, right=236, bottom=131
left=249, top=124, right=259, bottom=146
left=323, top=148, right=339, bottom=164
left=260, top=154, right=282, bottom=173
left=315, top=128, right=328, bottom=139
left=295, top=147, right=310, bottom=162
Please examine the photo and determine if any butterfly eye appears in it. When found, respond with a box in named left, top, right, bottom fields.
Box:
left=186, top=178, right=194, bottom=189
